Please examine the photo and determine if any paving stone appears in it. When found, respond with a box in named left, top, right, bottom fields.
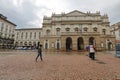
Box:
left=0, top=50, right=119, bottom=80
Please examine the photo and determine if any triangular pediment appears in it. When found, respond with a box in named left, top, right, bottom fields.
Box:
left=65, top=10, right=86, bottom=16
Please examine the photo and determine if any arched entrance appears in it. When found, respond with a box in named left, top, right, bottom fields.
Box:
left=77, top=37, right=84, bottom=50
left=66, top=37, right=72, bottom=50
left=89, top=37, right=94, bottom=45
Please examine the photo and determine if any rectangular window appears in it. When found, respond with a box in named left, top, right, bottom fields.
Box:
left=56, top=30, right=60, bottom=35
left=21, top=32, right=23, bottom=39
left=1, top=23, right=4, bottom=32
left=84, top=28, right=88, bottom=32
left=46, top=30, right=50, bottom=36
left=30, top=32, right=32, bottom=39
left=119, top=30, right=120, bottom=36
left=9, top=30, right=11, bottom=34
left=6, top=25, right=8, bottom=33
left=34, top=32, right=36, bottom=39
left=39, top=32, right=41, bottom=38
left=26, top=32, right=27, bottom=39
left=16, top=32, right=19, bottom=39
left=93, top=27, right=97, bottom=32
left=102, top=29, right=106, bottom=35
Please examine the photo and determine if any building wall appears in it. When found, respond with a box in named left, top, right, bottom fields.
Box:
left=14, top=28, right=42, bottom=48
left=0, top=20, right=15, bottom=39
left=41, top=10, right=115, bottom=51
left=111, top=22, right=120, bottom=42
left=0, top=15, right=16, bottom=49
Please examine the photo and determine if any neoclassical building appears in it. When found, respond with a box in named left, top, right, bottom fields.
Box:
left=14, top=28, right=42, bottom=48
left=0, top=14, right=16, bottom=49
left=40, top=10, right=115, bottom=51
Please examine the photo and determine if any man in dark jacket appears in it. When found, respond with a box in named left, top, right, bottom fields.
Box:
left=36, top=45, right=43, bottom=62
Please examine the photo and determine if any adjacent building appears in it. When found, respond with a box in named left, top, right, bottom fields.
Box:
left=40, top=10, right=115, bottom=51
left=14, top=28, right=42, bottom=48
left=0, top=14, right=16, bottom=49
left=111, top=22, right=120, bottom=43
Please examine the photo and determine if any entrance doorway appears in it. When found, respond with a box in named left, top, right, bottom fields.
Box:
left=77, top=37, right=84, bottom=50
left=107, top=39, right=112, bottom=50
left=89, top=37, right=94, bottom=45
left=66, top=37, right=72, bottom=50
left=45, top=40, right=48, bottom=49
left=57, top=42, right=60, bottom=50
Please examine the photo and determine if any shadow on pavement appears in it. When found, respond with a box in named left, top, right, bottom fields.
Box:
left=94, top=59, right=106, bottom=64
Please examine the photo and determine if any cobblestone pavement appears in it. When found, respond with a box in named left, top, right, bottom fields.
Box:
left=0, top=50, right=120, bottom=80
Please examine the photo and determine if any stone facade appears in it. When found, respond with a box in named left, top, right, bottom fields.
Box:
left=41, top=10, right=115, bottom=51
left=0, top=14, right=16, bottom=49
left=111, top=22, right=120, bottom=43
left=14, top=28, right=42, bottom=48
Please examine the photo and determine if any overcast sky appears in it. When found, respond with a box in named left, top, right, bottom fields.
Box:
left=0, top=0, right=120, bottom=28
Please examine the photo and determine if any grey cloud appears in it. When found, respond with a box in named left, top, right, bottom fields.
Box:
left=0, top=0, right=120, bottom=28
left=0, top=0, right=47, bottom=28
left=107, top=3, right=120, bottom=25
left=64, top=0, right=120, bottom=25
left=97, top=2, right=120, bottom=25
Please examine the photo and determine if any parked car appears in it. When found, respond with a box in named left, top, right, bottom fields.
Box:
left=15, top=47, right=23, bottom=50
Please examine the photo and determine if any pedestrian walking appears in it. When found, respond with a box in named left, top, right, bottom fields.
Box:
left=86, top=44, right=96, bottom=60
left=36, top=44, right=43, bottom=62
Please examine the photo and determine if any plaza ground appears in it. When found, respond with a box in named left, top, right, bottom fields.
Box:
left=0, top=50, right=120, bottom=80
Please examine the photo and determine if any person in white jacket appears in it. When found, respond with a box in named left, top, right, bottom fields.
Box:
left=89, top=44, right=96, bottom=60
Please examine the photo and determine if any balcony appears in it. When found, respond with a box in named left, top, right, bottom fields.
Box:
left=41, top=32, right=112, bottom=37
left=41, top=32, right=101, bottom=37
left=61, top=32, right=100, bottom=36
left=100, top=34, right=115, bottom=38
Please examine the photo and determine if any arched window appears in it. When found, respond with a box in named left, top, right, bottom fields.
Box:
left=56, top=28, right=60, bottom=31
left=56, top=28, right=60, bottom=35
left=15, top=42, right=18, bottom=46
left=102, top=29, right=106, bottom=35
left=84, top=27, right=88, bottom=32
left=46, top=29, right=50, bottom=35
left=93, top=27, right=97, bottom=32
left=74, top=27, right=78, bottom=32
left=66, top=28, right=70, bottom=32
left=29, top=42, right=31, bottom=45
